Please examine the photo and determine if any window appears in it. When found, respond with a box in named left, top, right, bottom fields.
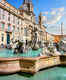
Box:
left=8, top=24, right=10, bottom=31
left=19, top=19, right=21, bottom=25
left=12, top=26, right=15, bottom=39
left=2, top=23, right=5, bottom=30
left=13, top=15, right=15, bottom=23
left=24, top=28, right=28, bottom=36
left=8, top=12, right=10, bottom=21
left=2, top=9, right=5, bottom=19
left=21, top=21, right=22, bottom=25
left=1, top=33, right=4, bottom=42
left=16, top=27, right=19, bottom=32
left=13, top=25, right=15, bottom=32
left=17, top=27, right=19, bottom=31
left=18, top=19, right=19, bottom=25
left=15, top=16, right=17, bottom=24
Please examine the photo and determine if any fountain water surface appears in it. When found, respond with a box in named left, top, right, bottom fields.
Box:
left=0, top=48, right=42, bottom=58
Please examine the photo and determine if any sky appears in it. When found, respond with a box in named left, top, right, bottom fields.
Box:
left=6, top=0, right=66, bottom=35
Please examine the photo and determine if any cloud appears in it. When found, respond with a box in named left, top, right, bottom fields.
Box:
left=43, top=7, right=64, bottom=25
left=51, top=11, right=56, bottom=15
left=58, top=7, right=64, bottom=12
left=44, top=12, right=48, bottom=15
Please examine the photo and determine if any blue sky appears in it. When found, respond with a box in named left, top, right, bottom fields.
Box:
left=6, top=0, right=66, bottom=34
left=6, top=0, right=66, bottom=16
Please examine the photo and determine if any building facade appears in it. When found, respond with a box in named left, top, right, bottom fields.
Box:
left=0, top=0, right=47, bottom=47
left=0, top=0, right=35, bottom=46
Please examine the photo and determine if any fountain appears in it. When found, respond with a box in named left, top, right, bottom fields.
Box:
left=59, top=37, right=66, bottom=53
left=41, top=40, right=61, bottom=56
left=0, top=22, right=63, bottom=75
left=12, top=26, right=40, bottom=54
left=31, top=27, right=39, bottom=50
left=0, top=27, right=62, bottom=75
left=13, top=41, right=24, bottom=53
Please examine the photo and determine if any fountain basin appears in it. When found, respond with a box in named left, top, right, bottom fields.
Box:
left=0, top=48, right=42, bottom=74
left=0, top=57, right=21, bottom=74
left=0, top=49, right=66, bottom=74
left=0, top=55, right=60, bottom=74
left=20, top=56, right=60, bottom=74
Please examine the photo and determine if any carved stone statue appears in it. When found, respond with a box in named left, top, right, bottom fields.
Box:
left=31, top=27, right=39, bottom=50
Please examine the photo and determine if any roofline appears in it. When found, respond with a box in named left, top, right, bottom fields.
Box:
left=0, top=2, right=24, bottom=20
left=0, top=2, right=36, bottom=25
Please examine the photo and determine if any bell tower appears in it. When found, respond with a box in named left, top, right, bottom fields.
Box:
left=19, top=0, right=33, bottom=14
left=28, top=0, right=33, bottom=13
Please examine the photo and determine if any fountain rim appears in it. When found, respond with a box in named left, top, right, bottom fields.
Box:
left=0, top=55, right=59, bottom=61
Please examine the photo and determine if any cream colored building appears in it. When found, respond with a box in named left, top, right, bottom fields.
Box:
left=0, top=0, right=48, bottom=47
left=0, top=0, right=36, bottom=46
